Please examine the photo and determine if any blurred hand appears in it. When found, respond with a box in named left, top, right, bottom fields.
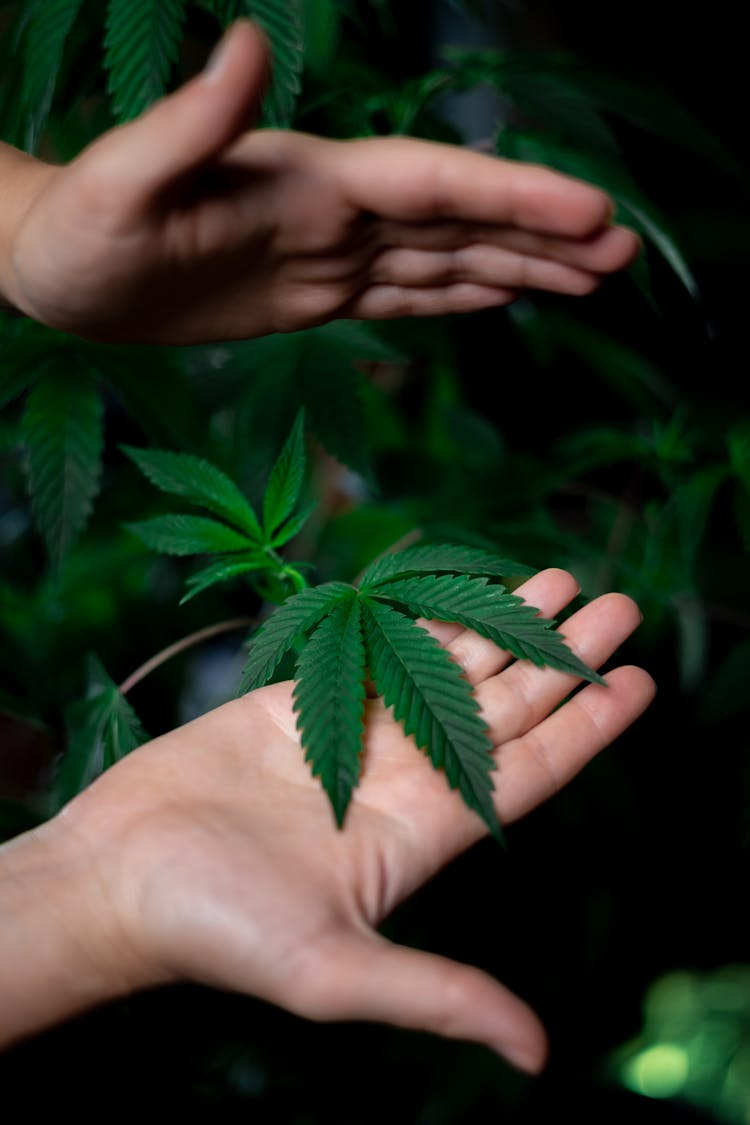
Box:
left=34, top=568, right=654, bottom=1073
left=5, top=20, right=640, bottom=344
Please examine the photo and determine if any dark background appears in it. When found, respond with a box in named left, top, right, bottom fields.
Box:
left=1, top=2, right=748, bottom=1121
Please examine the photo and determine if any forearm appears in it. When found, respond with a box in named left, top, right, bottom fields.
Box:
left=0, top=816, right=143, bottom=1049
left=0, top=141, right=56, bottom=312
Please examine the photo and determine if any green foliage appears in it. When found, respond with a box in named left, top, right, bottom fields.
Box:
left=262, top=408, right=306, bottom=538
left=16, top=0, right=85, bottom=152
left=371, top=573, right=605, bottom=684
left=242, top=544, right=602, bottom=837
left=21, top=359, right=104, bottom=573
left=124, top=409, right=315, bottom=603
left=200, top=0, right=304, bottom=126
left=58, top=654, right=148, bottom=806
left=362, top=596, right=501, bottom=841
left=294, top=594, right=365, bottom=825
left=5, top=0, right=304, bottom=140
left=104, top=0, right=188, bottom=122
left=0, top=3, right=748, bottom=1106
left=123, top=445, right=263, bottom=538
left=242, top=0, right=304, bottom=127
left=240, top=581, right=354, bottom=692
left=358, top=543, right=535, bottom=587
left=126, top=512, right=258, bottom=555
left=227, top=322, right=399, bottom=486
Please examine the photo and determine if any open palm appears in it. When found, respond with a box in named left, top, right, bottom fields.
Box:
left=59, top=568, right=654, bottom=1073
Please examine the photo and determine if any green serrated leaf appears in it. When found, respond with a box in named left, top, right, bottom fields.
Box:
left=123, top=445, right=263, bottom=540
left=373, top=574, right=605, bottom=685
left=19, top=0, right=84, bottom=151
left=21, top=361, right=104, bottom=572
left=241, top=0, right=304, bottom=127
left=104, top=0, right=187, bottom=122
left=293, top=597, right=366, bottom=826
left=269, top=499, right=317, bottom=548
left=126, top=514, right=256, bottom=556
left=239, top=581, right=355, bottom=693
left=58, top=655, right=148, bottom=806
left=362, top=598, right=502, bottom=842
left=263, top=408, right=306, bottom=537
left=179, top=553, right=269, bottom=604
left=360, top=543, right=535, bottom=590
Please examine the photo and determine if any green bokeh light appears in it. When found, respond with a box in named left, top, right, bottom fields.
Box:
left=611, top=966, right=750, bottom=1123
left=623, top=1043, right=690, bottom=1099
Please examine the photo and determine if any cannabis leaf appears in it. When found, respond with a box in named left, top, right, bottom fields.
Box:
left=122, top=446, right=263, bottom=539
left=21, top=359, right=104, bottom=573
left=294, top=596, right=366, bottom=826
left=240, top=582, right=355, bottom=692
left=243, top=0, right=304, bottom=127
left=362, top=597, right=502, bottom=842
left=359, top=543, right=536, bottom=587
left=59, top=654, right=149, bottom=806
left=263, top=408, right=306, bottom=538
left=241, top=545, right=604, bottom=838
left=125, top=513, right=258, bottom=556
left=104, top=0, right=188, bottom=122
left=229, top=322, right=401, bottom=485
left=124, top=409, right=315, bottom=603
left=200, top=0, right=304, bottom=127
left=17, top=0, right=85, bottom=152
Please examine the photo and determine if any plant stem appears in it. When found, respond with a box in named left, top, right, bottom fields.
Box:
left=118, top=617, right=256, bottom=697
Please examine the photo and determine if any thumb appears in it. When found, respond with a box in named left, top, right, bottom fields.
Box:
left=87, top=20, right=271, bottom=206
left=297, top=932, right=549, bottom=1074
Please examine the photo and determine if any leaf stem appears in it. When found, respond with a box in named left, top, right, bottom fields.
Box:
left=119, top=617, right=256, bottom=697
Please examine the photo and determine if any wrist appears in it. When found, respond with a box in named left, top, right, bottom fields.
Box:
left=0, top=811, right=160, bottom=1049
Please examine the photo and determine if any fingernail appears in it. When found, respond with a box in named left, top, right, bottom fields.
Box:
left=203, top=26, right=232, bottom=83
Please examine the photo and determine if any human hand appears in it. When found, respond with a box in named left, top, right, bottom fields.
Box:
left=4, top=21, right=641, bottom=344
left=11, top=569, right=653, bottom=1072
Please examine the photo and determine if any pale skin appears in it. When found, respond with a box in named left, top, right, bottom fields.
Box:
left=0, top=19, right=653, bottom=1072
left=0, top=569, right=655, bottom=1071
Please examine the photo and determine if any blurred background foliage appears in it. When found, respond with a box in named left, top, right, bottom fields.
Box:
left=1, top=0, right=749, bottom=1120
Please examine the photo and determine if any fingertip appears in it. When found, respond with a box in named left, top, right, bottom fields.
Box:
left=202, top=16, right=271, bottom=88
left=495, top=1023, right=549, bottom=1074
left=612, top=663, right=658, bottom=702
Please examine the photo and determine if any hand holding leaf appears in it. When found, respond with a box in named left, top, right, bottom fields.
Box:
left=44, top=567, right=652, bottom=1071
left=242, top=545, right=606, bottom=840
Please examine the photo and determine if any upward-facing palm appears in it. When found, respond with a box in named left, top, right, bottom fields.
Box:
left=59, top=568, right=653, bottom=1073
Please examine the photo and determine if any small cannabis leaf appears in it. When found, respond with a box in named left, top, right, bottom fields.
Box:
left=123, top=409, right=315, bottom=603
left=59, top=655, right=149, bottom=806
left=241, top=543, right=604, bottom=840
left=104, top=0, right=188, bottom=122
